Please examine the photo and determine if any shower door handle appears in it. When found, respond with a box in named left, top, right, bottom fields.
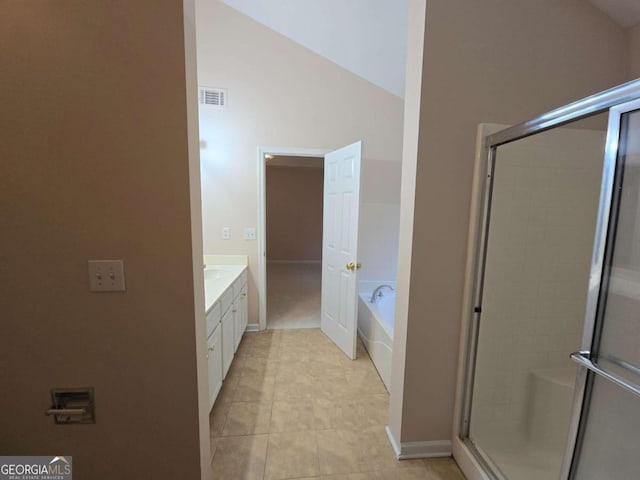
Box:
left=570, top=351, right=640, bottom=399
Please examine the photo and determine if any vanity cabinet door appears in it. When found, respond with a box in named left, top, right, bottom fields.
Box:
left=221, top=307, right=234, bottom=378
left=207, top=323, right=222, bottom=411
left=233, top=301, right=241, bottom=353
left=206, top=302, right=221, bottom=339
left=233, top=285, right=248, bottom=352
left=240, top=285, right=248, bottom=332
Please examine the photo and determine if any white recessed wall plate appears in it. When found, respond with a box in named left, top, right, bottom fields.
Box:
left=88, top=260, right=126, bottom=292
left=244, top=227, right=256, bottom=241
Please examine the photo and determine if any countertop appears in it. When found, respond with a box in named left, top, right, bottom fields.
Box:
left=203, top=255, right=248, bottom=313
left=204, top=265, right=247, bottom=313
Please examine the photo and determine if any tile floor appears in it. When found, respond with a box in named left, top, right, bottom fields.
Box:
left=210, top=328, right=466, bottom=480
left=267, top=262, right=321, bottom=329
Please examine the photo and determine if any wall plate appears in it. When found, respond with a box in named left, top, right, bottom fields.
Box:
left=88, top=260, right=126, bottom=292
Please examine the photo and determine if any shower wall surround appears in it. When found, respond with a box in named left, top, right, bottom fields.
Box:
left=469, top=125, right=607, bottom=476
left=358, top=159, right=401, bottom=285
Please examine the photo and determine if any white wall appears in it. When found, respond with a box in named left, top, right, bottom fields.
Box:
left=196, top=0, right=404, bottom=326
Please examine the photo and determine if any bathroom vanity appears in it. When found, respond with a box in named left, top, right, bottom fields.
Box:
left=203, top=255, right=248, bottom=410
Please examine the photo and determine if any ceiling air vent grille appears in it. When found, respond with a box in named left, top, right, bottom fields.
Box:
left=199, top=87, right=227, bottom=108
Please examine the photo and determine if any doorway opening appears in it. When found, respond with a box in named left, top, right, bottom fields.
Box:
left=257, top=147, right=328, bottom=332
left=264, top=153, right=324, bottom=329
left=257, top=143, right=364, bottom=360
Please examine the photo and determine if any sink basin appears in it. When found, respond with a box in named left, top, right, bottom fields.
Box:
left=204, top=268, right=228, bottom=280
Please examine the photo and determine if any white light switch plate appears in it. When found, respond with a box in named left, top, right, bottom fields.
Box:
left=244, top=227, right=256, bottom=240
left=222, top=227, right=231, bottom=240
left=88, top=260, right=126, bottom=292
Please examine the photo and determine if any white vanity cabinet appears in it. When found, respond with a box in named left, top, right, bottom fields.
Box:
left=207, top=323, right=223, bottom=410
left=206, top=302, right=221, bottom=338
left=205, top=302, right=222, bottom=410
left=240, top=284, right=248, bottom=334
left=232, top=271, right=248, bottom=352
left=203, top=260, right=248, bottom=410
left=221, top=305, right=234, bottom=377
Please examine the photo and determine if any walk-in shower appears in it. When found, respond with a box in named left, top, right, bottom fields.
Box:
left=456, top=79, right=640, bottom=479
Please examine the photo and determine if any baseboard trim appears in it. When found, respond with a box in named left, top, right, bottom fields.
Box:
left=385, top=426, right=452, bottom=459
left=386, top=426, right=402, bottom=457
left=245, top=324, right=261, bottom=332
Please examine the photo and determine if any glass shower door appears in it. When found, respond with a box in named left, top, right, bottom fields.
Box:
left=466, top=116, right=608, bottom=480
left=568, top=104, right=640, bottom=478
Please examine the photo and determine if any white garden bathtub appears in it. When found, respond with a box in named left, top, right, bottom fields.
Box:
left=357, top=290, right=395, bottom=391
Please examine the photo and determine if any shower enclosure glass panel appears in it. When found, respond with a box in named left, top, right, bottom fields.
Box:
left=590, top=108, right=640, bottom=373
left=571, top=377, right=640, bottom=479
left=570, top=107, right=640, bottom=478
left=468, top=117, right=608, bottom=479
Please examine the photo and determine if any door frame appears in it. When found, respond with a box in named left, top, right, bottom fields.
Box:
left=257, top=146, right=329, bottom=331
left=452, top=78, right=640, bottom=480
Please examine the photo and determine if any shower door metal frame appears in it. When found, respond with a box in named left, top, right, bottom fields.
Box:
left=566, top=98, right=640, bottom=478
left=457, top=78, right=640, bottom=480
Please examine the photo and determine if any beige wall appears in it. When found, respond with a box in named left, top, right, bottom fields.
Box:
left=183, top=0, right=211, bottom=475
left=391, top=0, right=629, bottom=445
left=389, top=0, right=426, bottom=448
left=0, top=2, right=203, bottom=478
left=266, top=166, right=324, bottom=261
left=629, top=23, right=640, bottom=78
left=196, top=0, right=404, bottom=325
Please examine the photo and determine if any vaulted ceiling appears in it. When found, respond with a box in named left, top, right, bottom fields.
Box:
left=219, top=0, right=408, bottom=98
left=587, top=0, right=640, bottom=27
left=219, top=0, right=639, bottom=100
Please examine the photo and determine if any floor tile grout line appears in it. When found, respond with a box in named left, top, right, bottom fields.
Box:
left=262, top=431, right=271, bottom=480
left=212, top=328, right=461, bottom=479
left=314, top=429, right=321, bottom=478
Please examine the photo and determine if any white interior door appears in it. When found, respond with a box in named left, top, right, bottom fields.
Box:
left=321, top=141, right=362, bottom=359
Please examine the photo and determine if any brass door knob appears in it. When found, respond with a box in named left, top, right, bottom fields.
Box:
left=346, top=262, right=362, bottom=271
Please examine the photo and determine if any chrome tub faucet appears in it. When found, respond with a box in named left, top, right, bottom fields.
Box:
left=370, top=284, right=394, bottom=303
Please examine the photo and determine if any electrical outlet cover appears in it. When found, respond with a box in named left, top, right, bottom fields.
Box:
left=88, top=260, right=126, bottom=292
left=244, top=227, right=256, bottom=240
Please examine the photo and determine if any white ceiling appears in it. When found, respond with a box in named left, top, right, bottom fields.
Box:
left=588, top=0, right=640, bottom=27
left=220, top=0, right=408, bottom=98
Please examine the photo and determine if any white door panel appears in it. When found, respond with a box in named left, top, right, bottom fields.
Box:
left=321, top=141, right=362, bottom=359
